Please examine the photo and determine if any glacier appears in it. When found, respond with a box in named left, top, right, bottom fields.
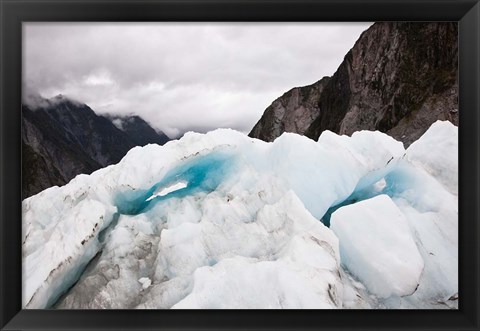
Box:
left=22, top=120, right=458, bottom=309
left=331, top=194, right=425, bottom=299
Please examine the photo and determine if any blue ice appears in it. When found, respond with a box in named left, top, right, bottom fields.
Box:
left=114, top=150, right=236, bottom=215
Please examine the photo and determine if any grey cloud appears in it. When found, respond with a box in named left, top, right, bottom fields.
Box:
left=23, top=22, right=372, bottom=137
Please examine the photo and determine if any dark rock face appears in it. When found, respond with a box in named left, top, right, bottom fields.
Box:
left=249, top=77, right=330, bottom=142
left=22, top=95, right=170, bottom=199
left=251, top=22, right=458, bottom=147
left=304, top=55, right=352, bottom=139
left=105, top=114, right=170, bottom=146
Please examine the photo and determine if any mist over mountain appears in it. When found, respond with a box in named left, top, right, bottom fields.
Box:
left=105, top=114, right=170, bottom=146
left=249, top=22, right=458, bottom=146
left=22, top=95, right=170, bottom=198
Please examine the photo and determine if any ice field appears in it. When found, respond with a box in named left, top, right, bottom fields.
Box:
left=22, top=121, right=458, bottom=309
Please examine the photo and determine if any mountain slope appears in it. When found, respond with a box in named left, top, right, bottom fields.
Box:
left=106, top=114, right=170, bottom=146
left=22, top=95, right=169, bottom=198
left=249, top=77, right=330, bottom=142
left=250, top=22, right=458, bottom=146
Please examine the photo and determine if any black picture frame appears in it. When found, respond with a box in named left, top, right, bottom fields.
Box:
left=1, top=0, right=479, bottom=330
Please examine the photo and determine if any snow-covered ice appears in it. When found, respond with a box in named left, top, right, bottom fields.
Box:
left=145, top=180, right=188, bottom=201
left=138, top=277, right=152, bottom=290
left=406, top=120, right=458, bottom=195
left=22, top=121, right=458, bottom=309
left=330, top=194, right=424, bottom=298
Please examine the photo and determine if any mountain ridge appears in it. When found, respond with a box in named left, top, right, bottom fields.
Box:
left=249, top=77, right=330, bottom=142
left=105, top=114, right=170, bottom=146
left=22, top=95, right=170, bottom=198
left=249, top=22, right=458, bottom=146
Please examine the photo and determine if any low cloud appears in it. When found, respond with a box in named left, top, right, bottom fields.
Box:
left=23, top=22, right=372, bottom=136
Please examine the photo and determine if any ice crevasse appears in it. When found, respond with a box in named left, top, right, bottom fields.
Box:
left=22, top=120, right=458, bottom=309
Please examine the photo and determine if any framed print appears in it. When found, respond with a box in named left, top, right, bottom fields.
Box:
left=1, top=0, right=479, bottom=330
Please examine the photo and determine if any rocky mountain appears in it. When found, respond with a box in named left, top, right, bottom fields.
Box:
left=106, top=114, right=170, bottom=146
left=249, top=77, right=330, bottom=142
left=22, top=95, right=170, bottom=199
left=249, top=22, right=458, bottom=147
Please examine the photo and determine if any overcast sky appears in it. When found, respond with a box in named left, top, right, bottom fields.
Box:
left=23, top=22, right=372, bottom=138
